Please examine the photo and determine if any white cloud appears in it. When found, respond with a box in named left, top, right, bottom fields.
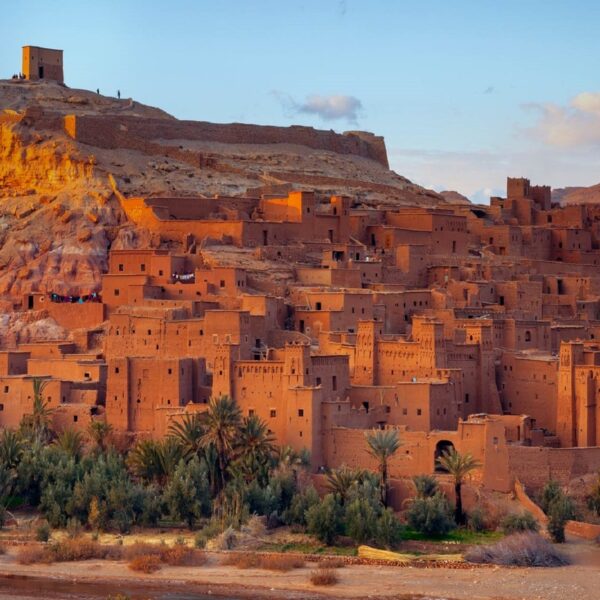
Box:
left=526, top=91, right=600, bottom=147
left=297, top=94, right=363, bottom=122
left=272, top=91, right=363, bottom=124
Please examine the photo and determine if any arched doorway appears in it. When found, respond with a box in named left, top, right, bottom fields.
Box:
left=434, top=440, right=455, bottom=472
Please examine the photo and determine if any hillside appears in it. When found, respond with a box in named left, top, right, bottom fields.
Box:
left=553, top=184, right=600, bottom=205
left=0, top=79, right=444, bottom=304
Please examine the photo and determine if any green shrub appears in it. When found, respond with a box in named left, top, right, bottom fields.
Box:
left=35, top=521, right=51, bottom=542
left=539, top=480, right=561, bottom=514
left=306, top=494, right=343, bottom=545
left=374, top=508, right=403, bottom=548
left=283, top=485, right=319, bottom=528
left=547, top=496, right=576, bottom=543
left=501, top=511, right=539, bottom=535
left=406, top=492, right=454, bottom=537
left=467, top=507, right=488, bottom=533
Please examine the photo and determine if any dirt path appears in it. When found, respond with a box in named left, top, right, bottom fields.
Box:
left=1, top=543, right=599, bottom=600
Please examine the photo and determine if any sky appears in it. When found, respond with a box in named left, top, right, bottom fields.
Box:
left=2, top=0, right=600, bottom=203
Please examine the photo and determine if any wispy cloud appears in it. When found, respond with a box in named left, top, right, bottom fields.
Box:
left=483, top=86, right=495, bottom=94
left=525, top=91, right=600, bottom=147
left=272, top=91, right=363, bottom=124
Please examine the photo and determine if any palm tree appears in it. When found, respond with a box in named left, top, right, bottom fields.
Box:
left=325, top=466, right=364, bottom=506
left=169, top=413, right=206, bottom=460
left=127, top=439, right=166, bottom=483
left=21, top=378, right=54, bottom=441
left=236, top=414, right=275, bottom=484
left=437, top=448, right=481, bottom=525
left=87, top=421, right=114, bottom=453
left=200, top=396, right=242, bottom=493
left=53, top=429, right=85, bottom=459
left=0, top=429, right=24, bottom=469
left=365, top=429, right=401, bottom=506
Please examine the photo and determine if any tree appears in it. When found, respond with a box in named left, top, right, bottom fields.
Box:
left=412, top=474, right=438, bottom=498
left=163, top=458, right=211, bottom=529
left=53, top=429, right=85, bottom=459
left=365, top=429, right=401, bottom=506
left=0, top=429, right=24, bottom=470
left=168, top=413, right=206, bottom=461
left=21, top=378, right=54, bottom=441
left=407, top=492, right=455, bottom=536
left=87, top=421, right=113, bottom=453
left=325, top=467, right=363, bottom=506
left=437, top=448, right=480, bottom=525
left=586, top=475, right=600, bottom=517
left=127, top=439, right=168, bottom=484
left=200, top=396, right=242, bottom=493
left=547, top=495, right=576, bottom=543
left=306, top=494, right=343, bottom=545
left=235, top=414, right=275, bottom=485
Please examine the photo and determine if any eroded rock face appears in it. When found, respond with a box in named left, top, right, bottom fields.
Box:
left=0, top=79, right=445, bottom=305
left=0, top=311, right=70, bottom=348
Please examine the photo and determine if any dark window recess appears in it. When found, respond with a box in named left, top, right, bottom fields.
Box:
left=270, top=409, right=277, bottom=418
left=298, top=409, right=304, bottom=417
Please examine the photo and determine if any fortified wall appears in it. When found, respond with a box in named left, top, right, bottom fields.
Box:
left=62, top=114, right=389, bottom=167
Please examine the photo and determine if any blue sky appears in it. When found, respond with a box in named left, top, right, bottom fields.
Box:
left=3, top=0, right=600, bottom=202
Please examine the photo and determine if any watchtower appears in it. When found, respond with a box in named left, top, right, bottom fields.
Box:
left=22, top=46, right=64, bottom=83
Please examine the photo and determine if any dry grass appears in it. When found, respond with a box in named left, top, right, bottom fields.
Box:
left=221, top=552, right=304, bottom=571
left=310, top=567, right=339, bottom=586
left=122, top=542, right=164, bottom=560
left=465, top=532, right=570, bottom=567
left=319, top=557, right=346, bottom=569
left=49, top=538, right=119, bottom=562
left=259, top=554, right=305, bottom=571
left=16, top=545, right=54, bottom=565
left=160, top=546, right=207, bottom=567
left=221, top=551, right=261, bottom=569
left=128, top=554, right=162, bottom=573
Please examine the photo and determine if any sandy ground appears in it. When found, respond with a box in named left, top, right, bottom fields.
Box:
left=0, top=540, right=599, bottom=600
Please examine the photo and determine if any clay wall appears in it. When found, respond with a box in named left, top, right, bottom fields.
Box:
left=497, top=352, right=558, bottom=432
left=0, top=352, right=30, bottom=376
left=63, top=114, right=389, bottom=167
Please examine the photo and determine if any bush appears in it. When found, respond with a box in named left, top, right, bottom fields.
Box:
left=283, top=485, right=320, bottom=528
left=374, top=508, right=403, bottom=548
left=221, top=552, right=260, bottom=569
left=306, top=494, right=343, bottom=545
left=259, top=554, right=305, bottom=571
left=65, top=517, right=82, bottom=539
left=49, top=538, right=121, bottom=562
left=310, top=567, right=339, bottom=586
left=412, top=475, right=438, bottom=498
left=465, top=532, right=570, bottom=567
left=501, top=511, right=539, bottom=535
left=122, top=542, right=163, bottom=560
left=547, top=495, right=576, bottom=543
left=467, top=507, right=488, bottom=533
left=407, top=492, right=454, bottom=537
left=35, top=521, right=51, bottom=542
left=319, top=557, right=345, bottom=568
left=128, top=554, right=162, bottom=573
left=16, top=545, right=53, bottom=565
left=344, top=496, right=379, bottom=543
left=586, top=475, right=600, bottom=517
left=160, top=546, right=207, bottom=567
left=540, top=480, right=561, bottom=514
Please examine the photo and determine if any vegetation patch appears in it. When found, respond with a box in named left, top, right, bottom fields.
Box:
left=310, top=567, right=339, bottom=586
left=465, top=532, right=570, bottom=567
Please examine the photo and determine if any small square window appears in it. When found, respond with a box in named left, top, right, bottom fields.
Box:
left=0, top=403, right=3, bottom=411
left=168, top=368, right=172, bottom=375
left=402, top=408, right=407, bottom=416
left=270, top=409, right=277, bottom=418
left=298, top=409, right=304, bottom=417
left=114, top=289, right=120, bottom=296
left=3, top=386, right=8, bottom=393
left=115, top=367, right=120, bottom=374
left=417, top=409, right=422, bottom=416
left=249, top=409, right=255, bottom=416
left=73, top=415, right=78, bottom=422
left=220, top=280, right=225, bottom=288
left=118, top=264, right=124, bottom=272
left=141, top=264, right=146, bottom=272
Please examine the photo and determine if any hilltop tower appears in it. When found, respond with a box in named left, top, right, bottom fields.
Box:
left=22, top=46, right=64, bottom=83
